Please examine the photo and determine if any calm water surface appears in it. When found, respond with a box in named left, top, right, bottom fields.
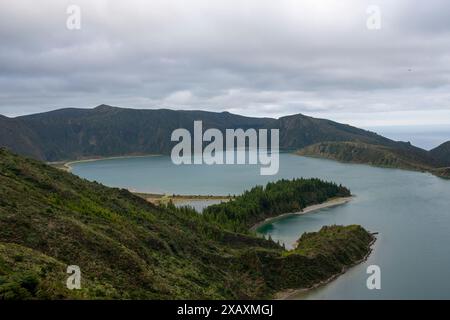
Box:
left=71, top=153, right=450, bottom=299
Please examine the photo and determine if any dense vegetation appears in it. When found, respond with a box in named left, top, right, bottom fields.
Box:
left=298, top=141, right=450, bottom=179
left=203, top=178, right=350, bottom=233
left=430, top=141, right=450, bottom=167
left=1, top=104, right=399, bottom=161
left=0, top=148, right=373, bottom=299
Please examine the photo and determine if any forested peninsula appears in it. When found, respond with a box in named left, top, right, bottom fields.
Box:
left=203, top=178, right=351, bottom=233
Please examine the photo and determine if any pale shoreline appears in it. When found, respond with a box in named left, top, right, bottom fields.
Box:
left=135, top=192, right=232, bottom=206
left=50, top=156, right=232, bottom=203
left=49, top=154, right=162, bottom=172
left=250, top=196, right=354, bottom=232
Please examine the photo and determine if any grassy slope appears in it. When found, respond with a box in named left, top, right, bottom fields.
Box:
left=0, top=148, right=373, bottom=299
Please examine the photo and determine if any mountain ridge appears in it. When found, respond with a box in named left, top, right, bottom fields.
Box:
left=1, top=105, right=449, bottom=178
left=0, top=104, right=420, bottom=160
left=430, top=141, right=450, bottom=167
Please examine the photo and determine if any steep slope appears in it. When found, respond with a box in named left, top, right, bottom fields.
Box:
left=0, top=148, right=374, bottom=299
left=277, top=113, right=394, bottom=150
left=430, top=141, right=450, bottom=167
left=17, top=105, right=275, bottom=161
left=0, top=104, right=398, bottom=162
left=0, top=115, right=44, bottom=160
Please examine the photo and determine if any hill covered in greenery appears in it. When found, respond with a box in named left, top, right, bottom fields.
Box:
left=1, top=104, right=398, bottom=161
left=2, top=105, right=449, bottom=180
left=0, top=148, right=373, bottom=299
left=430, top=141, right=450, bottom=167
left=203, top=178, right=350, bottom=233
left=297, top=141, right=450, bottom=179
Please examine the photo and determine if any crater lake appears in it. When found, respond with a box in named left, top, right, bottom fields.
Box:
left=70, top=153, right=450, bottom=299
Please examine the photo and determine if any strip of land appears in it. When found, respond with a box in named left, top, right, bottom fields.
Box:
left=250, top=196, right=353, bottom=232
left=49, top=157, right=233, bottom=205
left=135, top=192, right=232, bottom=206
left=49, top=154, right=161, bottom=172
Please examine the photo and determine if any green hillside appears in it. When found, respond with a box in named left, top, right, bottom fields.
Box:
left=430, top=141, right=450, bottom=167
left=297, top=141, right=432, bottom=170
left=1, top=105, right=394, bottom=162
left=297, top=141, right=450, bottom=179
left=3, top=104, right=448, bottom=178
left=0, top=115, right=45, bottom=160
left=1, top=105, right=448, bottom=179
left=0, top=148, right=374, bottom=299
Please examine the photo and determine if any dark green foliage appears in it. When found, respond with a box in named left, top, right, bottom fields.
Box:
left=430, top=141, right=450, bottom=167
left=0, top=242, right=71, bottom=300
left=298, top=141, right=450, bottom=178
left=258, top=225, right=374, bottom=291
left=0, top=148, right=373, bottom=299
left=203, top=178, right=350, bottom=233
left=2, top=105, right=396, bottom=161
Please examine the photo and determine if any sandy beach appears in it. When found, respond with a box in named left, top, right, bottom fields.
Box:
left=49, top=154, right=162, bottom=172
left=250, top=196, right=353, bottom=232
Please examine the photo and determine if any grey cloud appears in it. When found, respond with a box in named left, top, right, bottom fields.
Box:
left=0, top=0, right=450, bottom=127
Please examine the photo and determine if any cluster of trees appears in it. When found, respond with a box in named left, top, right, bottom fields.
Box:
left=202, top=178, right=350, bottom=233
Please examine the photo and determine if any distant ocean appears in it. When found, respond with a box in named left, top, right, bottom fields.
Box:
left=367, top=125, right=450, bottom=150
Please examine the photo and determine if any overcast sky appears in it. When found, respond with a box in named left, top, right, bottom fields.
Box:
left=1, top=0, right=450, bottom=127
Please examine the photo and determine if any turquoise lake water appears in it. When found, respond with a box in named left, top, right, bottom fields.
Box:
left=71, top=153, right=450, bottom=299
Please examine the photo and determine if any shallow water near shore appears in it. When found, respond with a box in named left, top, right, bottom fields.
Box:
left=71, top=153, right=450, bottom=299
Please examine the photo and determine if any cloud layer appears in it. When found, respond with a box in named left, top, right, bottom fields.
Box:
left=1, top=0, right=450, bottom=126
